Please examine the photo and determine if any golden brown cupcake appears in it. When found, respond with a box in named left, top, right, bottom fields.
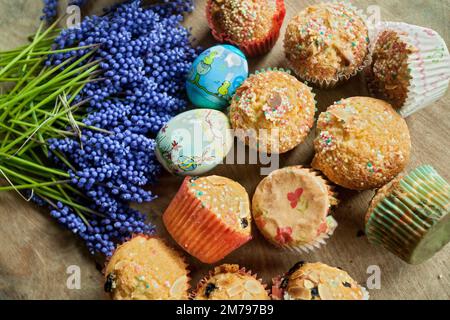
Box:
left=272, top=262, right=369, bottom=300
left=312, top=97, right=411, bottom=190
left=163, top=176, right=252, bottom=264
left=206, top=0, right=286, bottom=57
left=229, top=69, right=316, bottom=154
left=192, top=264, right=270, bottom=300
left=252, top=166, right=338, bottom=252
left=104, top=236, right=189, bottom=300
left=284, top=2, right=370, bottom=87
left=369, top=29, right=415, bottom=109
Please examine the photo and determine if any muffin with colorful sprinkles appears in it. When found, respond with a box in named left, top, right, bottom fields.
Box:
left=312, top=97, right=411, bottom=190
left=163, top=176, right=252, bottom=264
left=192, top=264, right=270, bottom=300
left=104, top=236, right=189, bottom=300
left=284, top=2, right=370, bottom=87
left=229, top=69, right=316, bottom=154
left=368, top=22, right=450, bottom=117
left=252, top=166, right=338, bottom=252
left=206, top=0, right=286, bottom=57
left=365, top=165, right=450, bottom=265
left=272, top=262, right=369, bottom=300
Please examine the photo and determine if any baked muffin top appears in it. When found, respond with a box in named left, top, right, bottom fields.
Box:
left=284, top=2, right=369, bottom=82
left=312, top=97, right=411, bottom=190
left=188, top=176, right=251, bottom=235
left=209, top=0, right=280, bottom=43
left=194, top=264, right=270, bottom=300
left=282, top=262, right=367, bottom=300
left=371, top=30, right=416, bottom=108
left=105, top=236, right=189, bottom=300
left=229, top=70, right=316, bottom=153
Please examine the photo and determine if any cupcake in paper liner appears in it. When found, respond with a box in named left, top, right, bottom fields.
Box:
left=252, top=166, right=338, bottom=253
left=229, top=68, right=316, bottom=154
left=367, top=22, right=450, bottom=117
left=271, top=261, right=369, bottom=300
left=191, top=264, right=270, bottom=300
left=104, top=235, right=190, bottom=300
left=284, top=1, right=372, bottom=88
left=206, top=0, right=286, bottom=57
left=365, top=165, right=450, bottom=265
left=163, top=176, right=252, bottom=264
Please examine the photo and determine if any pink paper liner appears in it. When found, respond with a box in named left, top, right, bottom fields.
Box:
left=206, top=0, right=286, bottom=57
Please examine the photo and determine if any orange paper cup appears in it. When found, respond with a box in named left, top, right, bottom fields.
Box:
left=163, top=177, right=252, bottom=264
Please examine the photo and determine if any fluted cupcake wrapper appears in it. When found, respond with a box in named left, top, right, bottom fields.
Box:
left=280, top=216, right=338, bottom=254
left=366, top=165, right=450, bottom=265
left=163, top=177, right=252, bottom=264
left=256, top=167, right=338, bottom=253
left=190, top=265, right=269, bottom=300
left=288, top=0, right=373, bottom=89
left=206, top=0, right=286, bottom=58
left=368, top=22, right=450, bottom=117
left=282, top=167, right=338, bottom=253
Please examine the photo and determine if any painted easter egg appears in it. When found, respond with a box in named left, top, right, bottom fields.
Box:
left=186, top=44, right=248, bottom=110
left=156, top=109, right=233, bottom=176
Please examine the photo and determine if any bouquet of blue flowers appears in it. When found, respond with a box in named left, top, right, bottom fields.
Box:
left=0, top=0, right=199, bottom=256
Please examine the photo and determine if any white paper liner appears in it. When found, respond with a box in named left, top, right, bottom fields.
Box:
left=281, top=216, right=338, bottom=253
left=369, top=22, right=450, bottom=117
left=286, top=1, right=373, bottom=89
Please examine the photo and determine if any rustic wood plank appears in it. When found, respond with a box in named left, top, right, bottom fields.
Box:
left=0, top=0, right=449, bottom=300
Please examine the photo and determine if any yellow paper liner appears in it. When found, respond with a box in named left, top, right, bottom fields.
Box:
left=163, top=177, right=252, bottom=264
left=206, top=0, right=286, bottom=57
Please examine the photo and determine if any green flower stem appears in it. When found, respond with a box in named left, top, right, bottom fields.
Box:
left=16, top=64, right=98, bottom=121
left=31, top=109, right=49, bottom=156
left=27, top=44, right=99, bottom=56
left=36, top=188, right=101, bottom=216
left=0, top=18, right=59, bottom=77
left=0, top=179, right=70, bottom=191
left=0, top=165, right=61, bottom=197
left=2, top=58, right=43, bottom=99
left=0, top=153, right=70, bottom=178
left=1, top=57, right=82, bottom=112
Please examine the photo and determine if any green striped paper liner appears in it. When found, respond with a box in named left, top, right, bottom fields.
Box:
left=366, top=165, right=450, bottom=264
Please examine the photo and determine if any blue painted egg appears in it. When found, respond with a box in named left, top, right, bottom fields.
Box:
left=156, top=109, right=233, bottom=176
left=186, top=45, right=248, bottom=110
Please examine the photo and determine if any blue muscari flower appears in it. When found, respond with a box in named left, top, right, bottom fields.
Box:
left=36, top=0, right=198, bottom=256
left=41, top=0, right=89, bottom=22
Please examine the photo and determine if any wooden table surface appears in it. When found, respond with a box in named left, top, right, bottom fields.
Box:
left=0, top=0, right=449, bottom=300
